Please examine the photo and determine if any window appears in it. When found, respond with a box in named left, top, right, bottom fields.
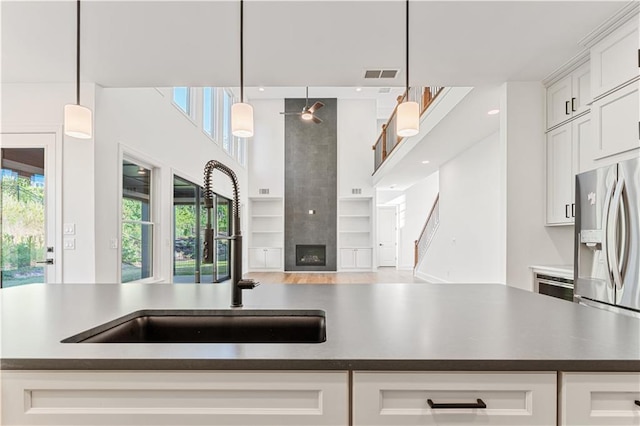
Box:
left=172, top=87, right=190, bottom=115
left=222, top=89, right=234, bottom=154
left=121, top=160, right=154, bottom=283
left=236, top=137, right=246, bottom=166
left=203, top=87, right=217, bottom=137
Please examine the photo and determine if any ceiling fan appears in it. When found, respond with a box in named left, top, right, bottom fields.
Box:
left=280, top=87, right=324, bottom=123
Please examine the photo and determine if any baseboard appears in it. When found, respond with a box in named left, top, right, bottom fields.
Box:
left=414, top=270, right=450, bottom=284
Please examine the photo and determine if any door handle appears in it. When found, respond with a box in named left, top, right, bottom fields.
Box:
left=36, top=259, right=54, bottom=265
left=427, top=398, right=487, bottom=409
left=610, top=177, right=626, bottom=291
left=602, top=180, right=616, bottom=289
left=571, top=97, right=576, bottom=112
left=565, top=101, right=570, bottom=115
left=571, top=203, right=575, bottom=218
left=635, top=400, right=640, bottom=407
left=565, top=204, right=570, bottom=219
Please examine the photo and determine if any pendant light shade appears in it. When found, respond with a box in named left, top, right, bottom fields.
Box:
left=231, top=0, right=254, bottom=138
left=64, top=104, right=92, bottom=139
left=64, top=0, right=92, bottom=140
left=396, top=101, right=419, bottom=137
left=231, top=102, right=254, bottom=138
left=396, top=0, right=419, bottom=138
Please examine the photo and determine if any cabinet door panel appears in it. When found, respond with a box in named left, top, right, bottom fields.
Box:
left=355, top=248, right=373, bottom=268
left=560, top=372, right=640, bottom=426
left=340, top=249, right=356, bottom=268
left=572, top=63, right=591, bottom=116
left=353, top=372, right=556, bottom=426
left=547, top=125, right=574, bottom=225
left=2, top=371, right=349, bottom=426
left=248, top=248, right=266, bottom=268
left=264, top=248, right=282, bottom=269
left=592, top=83, right=639, bottom=160
left=547, top=75, right=573, bottom=129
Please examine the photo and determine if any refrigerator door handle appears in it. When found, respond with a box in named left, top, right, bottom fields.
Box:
left=602, top=180, right=616, bottom=289
left=609, top=177, right=625, bottom=290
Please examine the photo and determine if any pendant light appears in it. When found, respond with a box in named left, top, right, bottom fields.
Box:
left=231, top=0, right=254, bottom=138
left=396, top=0, right=419, bottom=138
left=64, top=0, right=92, bottom=139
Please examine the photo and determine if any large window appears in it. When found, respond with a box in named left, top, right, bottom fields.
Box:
left=121, top=160, right=154, bottom=283
left=172, top=87, right=191, bottom=115
left=222, top=89, right=234, bottom=154
left=173, top=176, right=232, bottom=283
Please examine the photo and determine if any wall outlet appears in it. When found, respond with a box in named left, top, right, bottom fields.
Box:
left=63, top=238, right=76, bottom=250
left=110, top=238, right=119, bottom=249
left=63, top=223, right=75, bottom=235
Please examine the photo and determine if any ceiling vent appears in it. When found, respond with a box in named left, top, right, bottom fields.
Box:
left=364, top=69, right=399, bottom=79
left=352, top=188, right=362, bottom=195
left=378, top=88, right=391, bottom=94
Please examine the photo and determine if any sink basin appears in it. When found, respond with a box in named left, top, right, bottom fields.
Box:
left=62, top=310, right=326, bottom=344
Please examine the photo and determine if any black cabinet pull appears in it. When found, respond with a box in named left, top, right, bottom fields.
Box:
left=572, top=203, right=575, bottom=218
left=427, top=398, right=487, bottom=409
left=565, top=101, right=570, bottom=115
left=565, top=204, right=570, bottom=218
left=635, top=400, right=640, bottom=407
left=571, top=97, right=576, bottom=112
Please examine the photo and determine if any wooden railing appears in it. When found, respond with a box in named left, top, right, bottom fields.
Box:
left=373, top=86, right=443, bottom=172
left=414, top=194, right=440, bottom=269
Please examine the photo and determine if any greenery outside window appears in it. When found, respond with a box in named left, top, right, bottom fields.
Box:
left=172, top=87, right=191, bottom=116
left=122, top=160, right=154, bottom=283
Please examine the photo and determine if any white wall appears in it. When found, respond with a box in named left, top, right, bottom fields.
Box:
left=501, top=82, right=573, bottom=290
left=1, top=83, right=96, bottom=283
left=396, top=174, right=439, bottom=270
left=418, top=132, right=503, bottom=283
left=95, top=87, right=247, bottom=283
left=248, top=100, right=285, bottom=197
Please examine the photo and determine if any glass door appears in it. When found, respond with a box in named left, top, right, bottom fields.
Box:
left=215, top=196, right=232, bottom=282
left=1, top=134, right=57, bottom=287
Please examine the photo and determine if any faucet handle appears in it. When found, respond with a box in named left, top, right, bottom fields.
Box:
left=238, top=279, right=259, bottom=290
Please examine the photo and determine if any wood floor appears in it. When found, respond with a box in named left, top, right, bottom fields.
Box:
left=245, top=268, right=425, bottom=284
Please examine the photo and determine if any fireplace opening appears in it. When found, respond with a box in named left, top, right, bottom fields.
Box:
left=296, top=245, right=326, bottom=266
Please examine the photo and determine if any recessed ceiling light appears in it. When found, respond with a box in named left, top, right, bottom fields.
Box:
left=258, top=87, right=265, bottom=92
left=355, top=87, right=362, bottom=92
left=421, top=160, right=430, bottom=164
left=488, top=109, right=500, bottom=115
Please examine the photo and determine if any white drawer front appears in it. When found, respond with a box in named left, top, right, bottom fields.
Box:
left=560, top=372, right=640, bottom=426
left=353, top=372, right=556, bottom=426
left=1, top=370, right=349, bottom=426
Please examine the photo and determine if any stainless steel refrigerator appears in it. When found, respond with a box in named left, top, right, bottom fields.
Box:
left=574, top=158, right=640, bottom=317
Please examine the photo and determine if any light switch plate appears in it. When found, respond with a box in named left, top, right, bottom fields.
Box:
left=110, top=238, right=118, bottom=249
left=63, top=223, right=75, bottom=235
left=63, top=238, right=76, bottom=250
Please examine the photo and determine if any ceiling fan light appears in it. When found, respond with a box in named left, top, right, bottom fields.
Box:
left=64, top=104, right=92, bottom=139
left=301, top=111, right=313, bottom=121
left=396, top=101, right=419, bottom=137
left=232, top=102, right=254, bottom=138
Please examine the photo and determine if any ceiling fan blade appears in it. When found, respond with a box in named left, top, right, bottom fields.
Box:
left=311, top=115, right=323, bottom=124
left=308, top=102, right=324, bottom=113
left=280, top=112, right=302, bottom=115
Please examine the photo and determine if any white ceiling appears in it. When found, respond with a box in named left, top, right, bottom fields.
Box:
left=1, top=1, right=629, bottom=88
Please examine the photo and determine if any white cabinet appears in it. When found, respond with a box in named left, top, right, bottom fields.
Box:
left=338, top=198, right=373, bottom=270
left=547, top=62, right=591, bottom=129
left=1, top=370, right=349, bottom=426
left=353, top=371, right=557, bottom=426
left=339, top=248, right=372, bottom=269
left=546, top=114, right=591, bottom=225
left=560, top=372, right=640, bottom=425
left=590, top=17, right=639, bottom=99
left=248, top=197, right=283, bottom=270
left=591, top=81, right=639, bottom=163
left=248, top=247, right=282, bottom=269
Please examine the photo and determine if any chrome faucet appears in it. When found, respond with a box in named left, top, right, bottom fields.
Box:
left=203, top=160, right=258, bottom=308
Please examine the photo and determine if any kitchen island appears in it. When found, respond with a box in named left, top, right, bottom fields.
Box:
left=2, top=283, right=639, bottom=425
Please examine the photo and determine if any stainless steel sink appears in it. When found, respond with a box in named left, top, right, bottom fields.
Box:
left=62, top=310, right=326, bottom=344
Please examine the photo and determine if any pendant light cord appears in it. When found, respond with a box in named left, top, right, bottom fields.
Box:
left=405, top=0, right=409, bottom=100
left=240, top=0, right=244, bottom=103
left=76, top=0, right=81, bottom=105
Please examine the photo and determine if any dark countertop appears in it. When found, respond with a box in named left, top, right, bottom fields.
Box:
left=1, top=283, right=639, bottom=371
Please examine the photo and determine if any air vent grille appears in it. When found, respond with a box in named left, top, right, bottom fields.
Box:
left=364, top=69, right=399, bottom=79
left=351, top=188, right=362, bottom=195
left=258, top=188, right=270, bottom=195
left=378, top=87, right=391, bottom=94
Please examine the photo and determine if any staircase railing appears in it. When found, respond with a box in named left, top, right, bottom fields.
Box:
left=414, top=194, right=440, bottom=269
left=373, top=86, right=443, bottom=172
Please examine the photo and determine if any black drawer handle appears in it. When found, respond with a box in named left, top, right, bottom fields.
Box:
left=635, top=400, right=640, bottom=407
left=427, top=398, right=487, bottom=409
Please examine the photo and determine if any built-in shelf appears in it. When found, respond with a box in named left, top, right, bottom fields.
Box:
left=338, top=197, right=373, bottom=270
left=249, top=197, right=284, bottom=270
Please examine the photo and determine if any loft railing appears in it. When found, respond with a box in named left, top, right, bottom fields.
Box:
left=373, top=86, right=443, bottom=172
left=414, top=194, right=440, bottom=269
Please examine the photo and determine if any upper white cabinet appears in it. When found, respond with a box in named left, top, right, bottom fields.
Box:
left=546, top=114, right=591, bottom=225
left=547, top=62, right=591, bottom=129
left=590, top=17, right=639, bottom=99
left=560, top=372, right=640, bottom=426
